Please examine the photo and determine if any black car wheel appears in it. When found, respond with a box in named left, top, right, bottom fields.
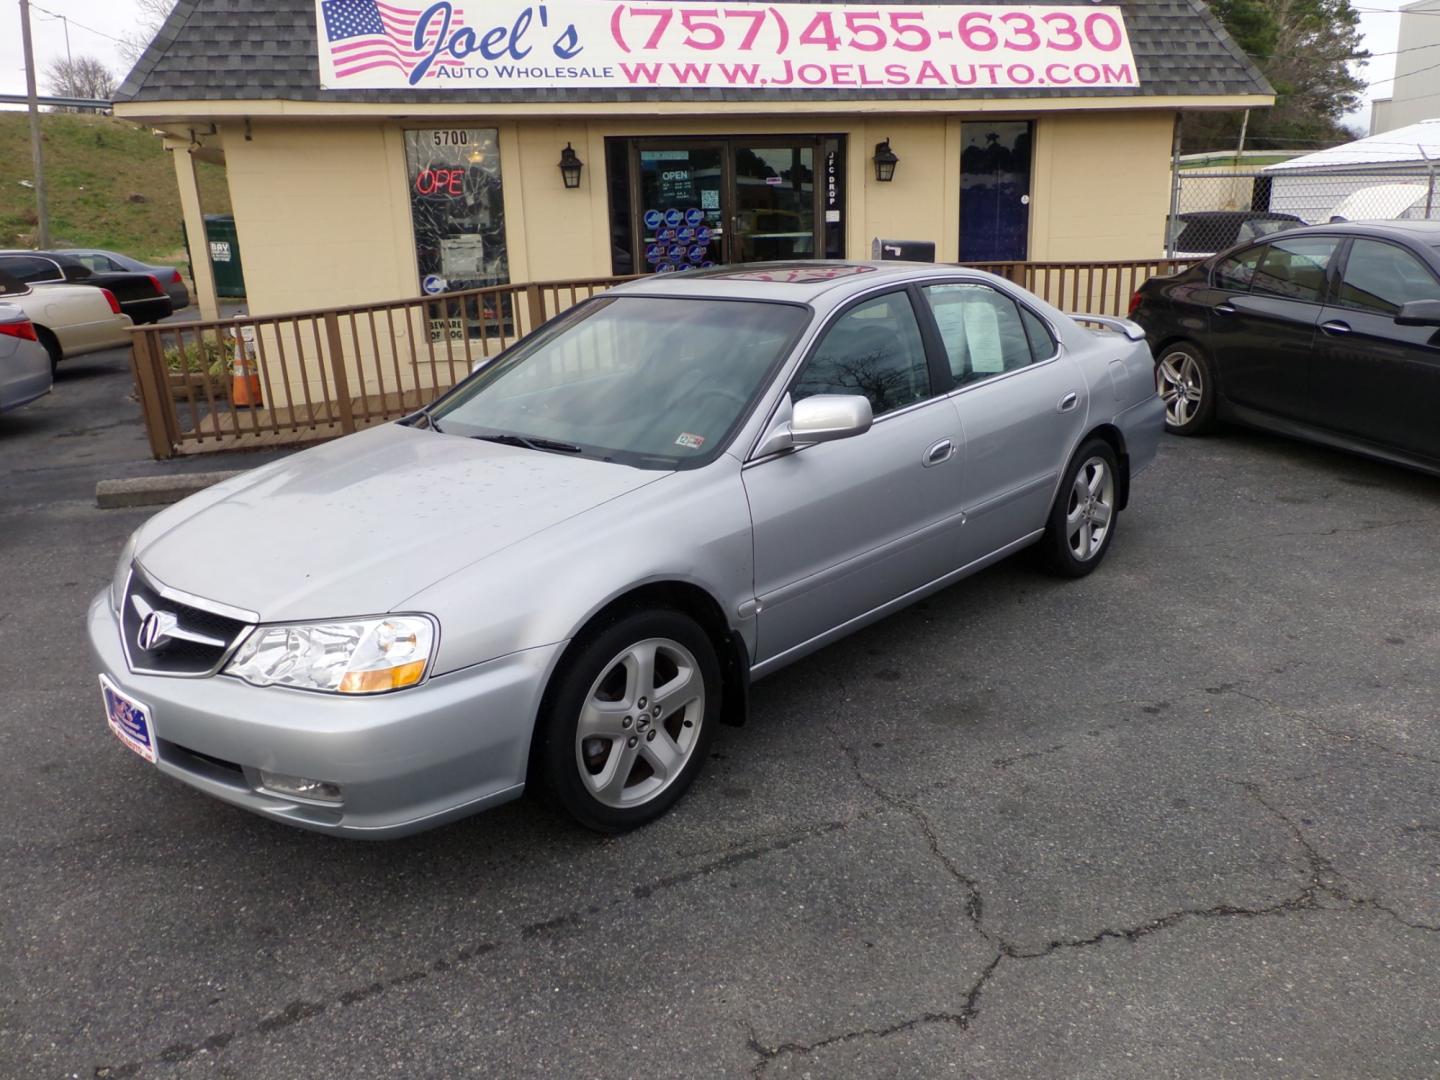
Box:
left=536, top=609, right=721, bottom=833
left=1155, top=342, right=1217, bottom=435
left=1038, top=438, right=1121, bottom=579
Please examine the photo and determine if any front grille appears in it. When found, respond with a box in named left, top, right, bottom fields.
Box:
left=121, top=567, right=253, bottom=676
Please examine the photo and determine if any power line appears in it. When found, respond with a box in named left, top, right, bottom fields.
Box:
left=27, top=3, right=125, bottom=45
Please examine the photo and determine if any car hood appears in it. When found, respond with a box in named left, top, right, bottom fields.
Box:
left=134, top=423, right=666, bottom=622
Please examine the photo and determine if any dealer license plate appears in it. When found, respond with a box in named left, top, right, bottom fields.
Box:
left=100, top=674, right=156, bottom=764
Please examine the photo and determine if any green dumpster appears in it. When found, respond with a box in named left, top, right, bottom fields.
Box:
left=203, top=214, right=247, bottom=298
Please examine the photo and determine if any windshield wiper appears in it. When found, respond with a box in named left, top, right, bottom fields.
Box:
left=472, top=432, right=583, bottom=454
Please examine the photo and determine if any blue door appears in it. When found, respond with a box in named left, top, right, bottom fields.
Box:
left=959, top=122, right=1033, bottom=263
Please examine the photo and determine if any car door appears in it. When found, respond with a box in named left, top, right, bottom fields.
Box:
left=918, top=281, right=1087, bottom=561
left=1207, top=236, right=1338, bottom=421
left=1310, top=236, right=1440, bottom=461
left=743, top=287, right=963, bottom=664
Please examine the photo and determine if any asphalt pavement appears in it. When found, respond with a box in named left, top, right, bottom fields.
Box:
left=3, top=345, right=1439, bottom=1079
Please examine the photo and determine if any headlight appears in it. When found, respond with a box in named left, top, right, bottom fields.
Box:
left=111, top=532, right=138, bottom=611
left=224, top=615, right=436, bottom=694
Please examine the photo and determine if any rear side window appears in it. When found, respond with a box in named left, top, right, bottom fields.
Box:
left=0, top=269, right=27, bottom=296
left=1337, top=239, right=1440, bottom=315
left=921, top=283, right=1036, bottom=387
left=0, top=255, right=63, bottom=284
left=73, top=253, right=119, bottom=273
left=1214, top=246, right=1263, bottom=291
left=1251, top=238, right=1337, bottom=303
left=1020, top=307, right=1057, bottom=360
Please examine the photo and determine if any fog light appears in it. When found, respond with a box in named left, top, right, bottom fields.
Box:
left=259, top=770, right=343, bottom=803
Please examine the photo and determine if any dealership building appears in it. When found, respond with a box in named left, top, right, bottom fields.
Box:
left=115, top=0, right=1270, bottom=318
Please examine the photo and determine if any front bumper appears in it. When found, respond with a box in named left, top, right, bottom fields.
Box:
left=87, top=591, right=563, bottom=838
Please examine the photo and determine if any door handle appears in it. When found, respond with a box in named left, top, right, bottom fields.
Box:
left=1215, top=303, right=1237, bottom=314
left=1057, top=392, right=1079, bottom=413
left=923, top=439, right=954, bottom=467
left=1320, top=320, right=1352, bottom=335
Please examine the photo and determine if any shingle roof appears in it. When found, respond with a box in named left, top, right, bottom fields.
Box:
left=115, top=0, right=1271, bottom=105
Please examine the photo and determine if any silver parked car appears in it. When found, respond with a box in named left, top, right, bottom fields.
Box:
left=89, top=262, right=1164, bottom=837
left=0, top=301, right=52, bottom=415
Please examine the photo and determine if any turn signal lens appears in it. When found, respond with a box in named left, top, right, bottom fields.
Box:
left=339, top=660, right=427, bottom=694
left=100, top=288, right=122, bottom=314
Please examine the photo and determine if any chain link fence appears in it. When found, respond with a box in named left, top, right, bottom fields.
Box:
left=1166, top=168, right=1440, bottom=257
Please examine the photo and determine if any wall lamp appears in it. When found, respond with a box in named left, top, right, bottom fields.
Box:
left=558, top=143, right=584, bottom=189
left=873, top=139, right=899, bottom=182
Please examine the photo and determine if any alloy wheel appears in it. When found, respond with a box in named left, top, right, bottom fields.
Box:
left=1065, top=456, right=1116, bottom=562
left=1157, top=351, right=1204, bottom=428
left=575, top=637, right=705, bottom=809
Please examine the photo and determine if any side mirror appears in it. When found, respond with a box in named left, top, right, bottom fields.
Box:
left=1394, top=299, right=1440, bottom=327
left=754, top=393, right=873, bottom=457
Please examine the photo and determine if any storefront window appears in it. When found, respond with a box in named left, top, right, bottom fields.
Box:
left=404, top=129, right=509, bottom=294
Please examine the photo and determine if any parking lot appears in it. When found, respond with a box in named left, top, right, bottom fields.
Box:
left=3, top=345, right=1439, bottom=1079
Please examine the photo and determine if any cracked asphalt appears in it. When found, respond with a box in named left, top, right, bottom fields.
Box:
left=3, top=346, right=1439, bottom=1079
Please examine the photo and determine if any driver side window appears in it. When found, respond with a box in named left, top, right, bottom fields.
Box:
left=791, top=292, right=931, bottom=417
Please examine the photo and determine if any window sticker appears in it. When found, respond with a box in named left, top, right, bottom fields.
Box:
left=675, top=432, right=706, bottom=449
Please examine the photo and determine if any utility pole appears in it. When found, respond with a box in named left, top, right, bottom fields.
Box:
left=18, top=0, right=51, bottom=248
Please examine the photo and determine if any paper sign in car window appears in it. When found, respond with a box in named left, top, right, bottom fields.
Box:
left=961, top=296, right=1005, bottom=373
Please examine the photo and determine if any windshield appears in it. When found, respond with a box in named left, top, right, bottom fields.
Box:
left=428, top=296, right=808, bottom=469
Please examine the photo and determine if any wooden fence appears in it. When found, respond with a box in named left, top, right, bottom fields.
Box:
left=129, top=259, right=1189, bottom=459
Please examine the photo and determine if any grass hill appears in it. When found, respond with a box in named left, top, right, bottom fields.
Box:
left=0, top=111, right=231, bottom=264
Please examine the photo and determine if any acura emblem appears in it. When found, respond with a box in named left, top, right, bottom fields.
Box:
left=137, top=609, right=180, bottom=651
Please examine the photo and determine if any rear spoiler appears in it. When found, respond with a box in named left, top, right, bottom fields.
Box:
left=1071, top=314, right=1147, bottom=341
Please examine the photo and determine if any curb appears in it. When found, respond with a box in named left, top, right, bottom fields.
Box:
left=96, top=470, right=244, bottom=509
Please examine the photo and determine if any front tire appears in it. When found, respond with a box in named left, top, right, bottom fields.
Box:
left=1155, top=342, right=1216, bottom=435
left=537, top=609, right=721, bottom=833
left=1039, top=438, right=1120, bottom=579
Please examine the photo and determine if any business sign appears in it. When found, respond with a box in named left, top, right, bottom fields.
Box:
left=316, top=0, right=1139, bottom=91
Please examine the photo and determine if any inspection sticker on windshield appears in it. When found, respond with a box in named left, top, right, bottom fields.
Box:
left=100, top=674, right=157, bottom=764
left=675, top=432, right=706, bottom=449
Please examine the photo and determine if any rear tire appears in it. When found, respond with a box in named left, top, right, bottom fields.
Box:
left=36, top=328, right=61, bottom=376
left=1154, top=342, right=1217, bottom=435
left=1039, top=438, right=1121, bottom=579
left=536, top=609, right=721, bottom=833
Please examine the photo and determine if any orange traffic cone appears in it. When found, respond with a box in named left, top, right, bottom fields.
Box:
left=230, top=322, right=262, bottom=408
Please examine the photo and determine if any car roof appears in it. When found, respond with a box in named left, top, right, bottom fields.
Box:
left=1241, top=219, right=1440, bottom=244
left=1179, top=210, right=1302, bottom=222
left=611, top=260, right=974, bottom=303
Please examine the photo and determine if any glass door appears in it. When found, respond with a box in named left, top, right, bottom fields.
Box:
left=731, top=143, right=817, bottom=262
left=636, top=144, right=726, bottom=273
left=959, top=122, right=1033, bottom=263
left=628, top=138, right=827, bottom=272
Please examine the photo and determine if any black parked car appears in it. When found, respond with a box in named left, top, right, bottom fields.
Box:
left=0, top=251, right=173, bottom=325
left=1131, top=220, right=1440, bottom=477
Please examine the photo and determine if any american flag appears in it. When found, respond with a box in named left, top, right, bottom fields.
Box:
left=321, top=0, right=467, bottom=80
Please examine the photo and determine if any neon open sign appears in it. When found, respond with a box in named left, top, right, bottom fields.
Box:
left=413, top=168, right=467, bottom=196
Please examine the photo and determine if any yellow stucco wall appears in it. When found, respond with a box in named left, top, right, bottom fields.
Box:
left=1028, top=110, right=1175, bottom=261
left=216, top=109, right=1177, bottom=316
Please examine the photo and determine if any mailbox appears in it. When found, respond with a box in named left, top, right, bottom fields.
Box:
left=871, top=238, right=936, bottom=263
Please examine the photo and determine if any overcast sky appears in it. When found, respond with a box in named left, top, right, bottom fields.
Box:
left=0, top=0, right=1413, bottom=133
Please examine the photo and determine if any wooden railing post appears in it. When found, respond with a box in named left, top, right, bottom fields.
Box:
left=128, top=328, right=179, bottom=460
left=525, top=284, right=546, bottom=335
left=323, top=311, right=357, bottom=434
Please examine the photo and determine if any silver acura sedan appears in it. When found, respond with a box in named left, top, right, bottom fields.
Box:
left=89, top=262, right=1163, bottom=837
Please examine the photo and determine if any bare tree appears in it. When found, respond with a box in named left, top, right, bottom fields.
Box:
left=46, top=55, right=116, bottom=108
left=119, top=0, right=176, bottom=65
